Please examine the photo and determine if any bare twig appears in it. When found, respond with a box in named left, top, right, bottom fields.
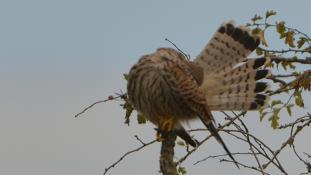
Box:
left=278, top=114, right=311, bottom=129
left=75, top=93, right=127, bottom=118
left=235, top=113, right=265, bottom=175
left=262, top=114, right=311, bottom=169
left=103, top=136, right=156, bottom=175
left=194, top=152, right=260, bottom=165
left=267, top=75, right=287, bottom=86
left=220, top=158, right=272, bottom=175
left=304, top=152, right=311, bottom=159
left=177, top=112, right=245, bottom=165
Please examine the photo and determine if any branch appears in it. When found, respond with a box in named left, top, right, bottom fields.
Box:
left=262, top=113, right=311, bottom=169
left=75, top=93, right=127, bottom=118
left=194, top=152, right=260, bottom=165
left=267, top=75, right=287, bottom=86
left=220, top=159, right=273, bottom=175
left=259, top=47, right=310, bottom=54
left=236, top=114, right=265, bottom=175
left=270, top=56, right=311, bottom=64
left=177, top=112, right=246, bottom=165
left=160, top=131, right=178, bottom=175
left=278, top=114, right=311, bottom=129
left=269, top=69, right=311, bottom=96
left=103, top=136, right=156, bottom=175
left=252, top=23, right=311, bottom=44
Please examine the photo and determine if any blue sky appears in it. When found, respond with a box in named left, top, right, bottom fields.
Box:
left=0, top=0, right=310, bottom=175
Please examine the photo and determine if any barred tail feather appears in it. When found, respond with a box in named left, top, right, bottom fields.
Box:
left=194, top=22, right=260, bottom=75
left=206, top=81, right=269, bottom=96
left=194, top=22, right=270, bottom=111
left=208, top=94, right=270, bottom=110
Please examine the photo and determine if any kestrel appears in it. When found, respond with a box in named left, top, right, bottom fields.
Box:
left=127, top=22, right=270, bottom=167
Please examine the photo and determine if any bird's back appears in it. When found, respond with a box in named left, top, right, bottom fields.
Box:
left=127, top=48, right=202, bottom=124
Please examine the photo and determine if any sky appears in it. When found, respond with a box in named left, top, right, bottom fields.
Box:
left=0, top=0, right=310, bottom=175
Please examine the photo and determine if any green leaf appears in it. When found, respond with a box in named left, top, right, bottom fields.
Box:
left=124, top=103, right=134, bottom=125
left=304, top=46, right=311, bottom=53
left=269, top=108, right=281, bottom=129
left=251, top=14, right=263, bottom=23
left=288, top=62, right=296, bottom=70
left=286, top=104, right=293, bottom=116
left=281, top=61, right=288, bottom=70
left=265, top=60, right=274, bottom=68
left=137, top=114, right=147, bottom=124
left=279, top=32, right=287, bottom=39
left=297, top=37, right=306, bottom=48
left=123, top=73, right=129, bottom=80
left=300, top=74, right=311, bottom=91
left=252, top=27, right=262, bottom=35
left=271, top=100, right=283, bottom=107
left=178, top=166, right=187, bottom=175
left=261, top=30, right=269, bottom=47
left=292, top=71, right=300, bottom=76
left=260, top=111, right=268, bottom=121
left=285, top=31, right=296, bottom=48
left=276, top=21, right=286, bottom=36
left=294, top=90, right=304, bottom=107
left=177, top=140, right=186, bottom=147
left=252, top=27, right=268, bottom=46
left=265, top=10, right=277, bottom=19
left=295, top=97, right=304, bottom=108
left=256, top=48, right=263, bottom=56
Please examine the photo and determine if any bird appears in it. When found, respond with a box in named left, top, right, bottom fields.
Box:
left=126, top=21, right=270, bottom=168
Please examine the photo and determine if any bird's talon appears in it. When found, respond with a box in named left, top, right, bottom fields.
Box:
left=156, top=131, right=165, bottom=142
left=159, top=117, right=175, bottom=132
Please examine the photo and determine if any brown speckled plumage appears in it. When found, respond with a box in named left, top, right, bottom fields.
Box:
left=127, top=22, right=270, bottom=168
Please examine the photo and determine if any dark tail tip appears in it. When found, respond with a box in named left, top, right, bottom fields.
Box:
left=175, top=127, right=198, bottom=147
left=206, top=123, right=240, bottom=169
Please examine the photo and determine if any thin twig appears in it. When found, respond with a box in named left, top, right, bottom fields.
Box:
left=194, top=152, right=260, bottom=165
left=262, top=114, right=311, bottom=169
left=235, top=112, right=265, bottom=175
left=75, top=93, right=127, bottom=118
left=259, top=47, right=310, bottom=54
left=267, top=75, right=287, bottom=86
left=220, top=159, right=272, bottom=175
left=103, top=136, right=156, bottom=175
left=177, top=112, right=245, bottom=165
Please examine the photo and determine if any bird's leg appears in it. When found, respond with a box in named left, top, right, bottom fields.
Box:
left=156, top=117, right=175, bottom=142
